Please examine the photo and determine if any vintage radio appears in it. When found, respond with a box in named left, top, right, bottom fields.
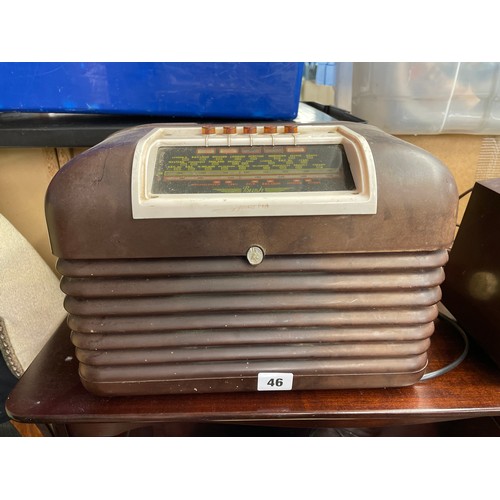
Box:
left=45, top=122, right=458, bottom=396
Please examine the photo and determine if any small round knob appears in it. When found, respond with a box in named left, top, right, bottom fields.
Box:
left=246, top=245, right=265, bottom=266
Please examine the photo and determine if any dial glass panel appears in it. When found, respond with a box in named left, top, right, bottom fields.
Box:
left=151, top=144, right=355, bottom=194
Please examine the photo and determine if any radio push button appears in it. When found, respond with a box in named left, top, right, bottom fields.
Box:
left=243, top=125, right=257, bottom=134
left=201, top=125, right=216, bottom=135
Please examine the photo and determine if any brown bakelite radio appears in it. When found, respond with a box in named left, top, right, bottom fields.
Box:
left=45, top=122, right=458, bottom=396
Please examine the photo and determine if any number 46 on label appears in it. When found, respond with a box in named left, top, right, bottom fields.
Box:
left=257, top=372, right=293, bottom=391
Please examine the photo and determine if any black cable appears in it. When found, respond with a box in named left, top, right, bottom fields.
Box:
left=455, top=186, right=475, bottom=229
left=459, top=187, right=474, bottom=199
left=420, top=312, right=469, bottom=381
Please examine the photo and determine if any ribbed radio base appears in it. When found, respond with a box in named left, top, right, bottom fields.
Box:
left=58, top=250, right=448, bottom=396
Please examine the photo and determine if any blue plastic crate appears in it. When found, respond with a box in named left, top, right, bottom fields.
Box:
left=0, top=62, right=303, bottom=120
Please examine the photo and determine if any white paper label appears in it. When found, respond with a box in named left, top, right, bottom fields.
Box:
left=257, top=372, right=293, bottom=391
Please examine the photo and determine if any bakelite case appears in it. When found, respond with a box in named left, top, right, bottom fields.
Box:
left=45, top=122, right=458, bottom=396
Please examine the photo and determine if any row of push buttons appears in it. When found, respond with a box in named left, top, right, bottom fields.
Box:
left=202, top=124, right=299, bottom=135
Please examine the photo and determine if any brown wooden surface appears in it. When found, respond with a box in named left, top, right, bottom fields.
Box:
left=9, top=421, right=46, bottom=437
left=6, top=318, right=500, bottom=436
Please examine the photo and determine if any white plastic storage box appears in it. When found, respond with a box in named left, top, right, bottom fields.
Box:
left=351, top=62, right=500, bottom=134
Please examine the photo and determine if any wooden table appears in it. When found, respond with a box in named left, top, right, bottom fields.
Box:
left=6, top=318, right=500, bottom=436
